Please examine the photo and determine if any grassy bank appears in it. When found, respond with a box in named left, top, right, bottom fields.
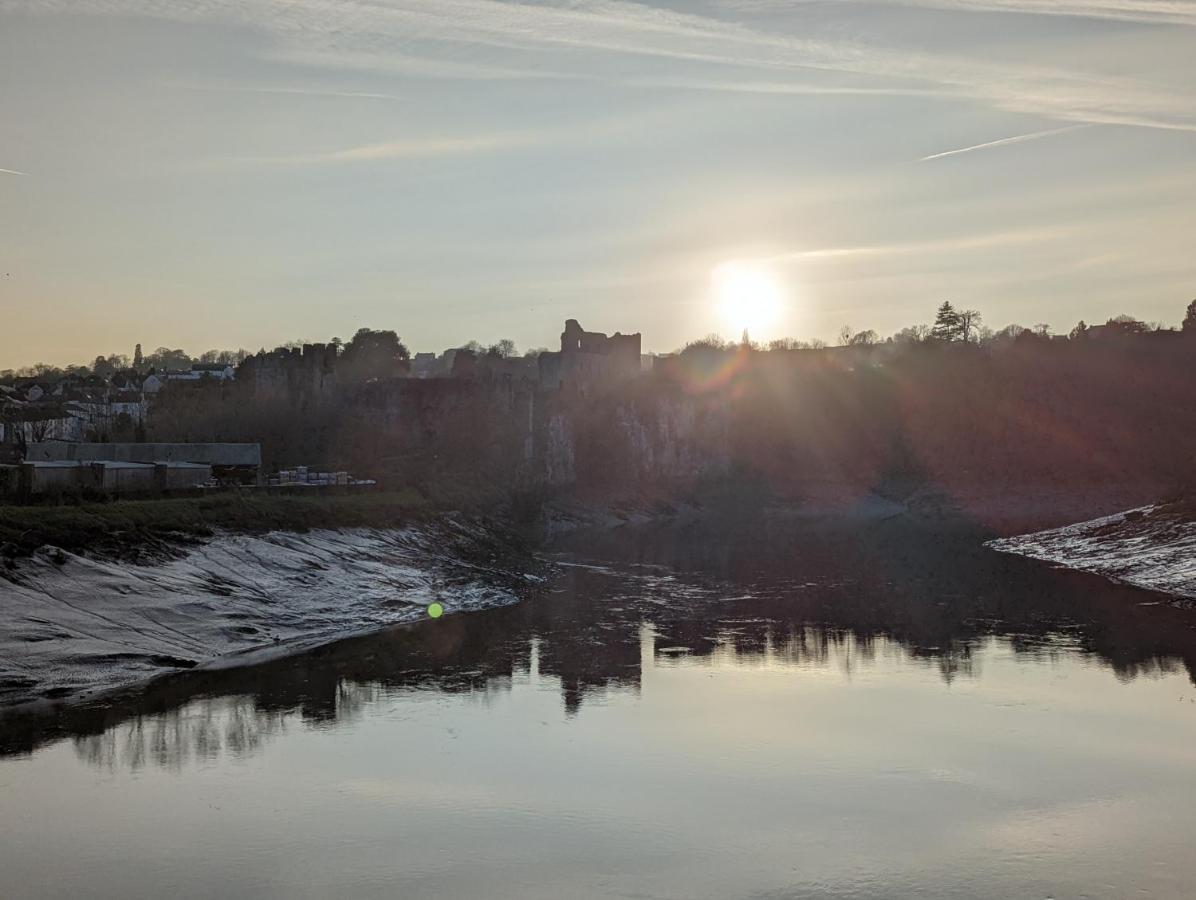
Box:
left=0, top=489, right=435, bottom=559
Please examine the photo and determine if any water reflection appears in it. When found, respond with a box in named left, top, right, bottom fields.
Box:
left=73, top=697, right=292, bottom=772
left=4, top=514, right=1196, bottom=769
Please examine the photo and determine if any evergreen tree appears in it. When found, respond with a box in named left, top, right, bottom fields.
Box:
left=931, top=302, right=960, bottom=342
left=1183, top=299, right=1196, bottom=333
left=133, top=343, right=144, bottom=371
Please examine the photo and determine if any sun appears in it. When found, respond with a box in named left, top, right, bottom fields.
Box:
left=712, top=262, right=785, bottom=338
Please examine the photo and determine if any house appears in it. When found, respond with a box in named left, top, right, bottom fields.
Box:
left=0, top=403, right=86, bottom=443
left=190, top=363, right=236, bottom=380
left=17, top=381, right=46, bottom=402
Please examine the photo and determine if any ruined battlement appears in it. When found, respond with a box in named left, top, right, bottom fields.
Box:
left=540, top=319, right=643, bottom=392
left=560, top=319, right=641, bottom=362
left=240, top=343, right=339, bottom=402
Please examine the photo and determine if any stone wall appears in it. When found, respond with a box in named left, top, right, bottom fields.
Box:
left=239, top=344, right=338, bottom=405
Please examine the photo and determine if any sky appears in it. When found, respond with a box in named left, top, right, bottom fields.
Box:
left=1, top=0, right=1194, bottom=366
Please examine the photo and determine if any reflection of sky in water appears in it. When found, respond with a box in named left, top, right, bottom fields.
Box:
left=3, top=521, right=1196, bottom=898
left=3, top=629, right=1196, bottom=899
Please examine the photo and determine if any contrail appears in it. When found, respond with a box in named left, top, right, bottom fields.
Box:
left=0, top=167, right=29, bottom=176
left=184, top=84, right=406, bottom=102
left=920, top=124, right=1091, bottom=161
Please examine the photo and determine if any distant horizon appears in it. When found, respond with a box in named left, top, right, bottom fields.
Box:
left=3, top=1, right=1194, bottom=369
left=3, top=294, right=1194, bottom=375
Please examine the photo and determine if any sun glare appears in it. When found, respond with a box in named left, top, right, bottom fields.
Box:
left=712, top=262, right=785, bottom=338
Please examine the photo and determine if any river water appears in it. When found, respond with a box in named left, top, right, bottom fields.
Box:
left=2, top=515, right=1196, bottom=899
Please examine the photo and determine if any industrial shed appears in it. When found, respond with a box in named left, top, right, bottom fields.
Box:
left=22, top=461, right=84, bottom=495
left=26, top=442, right=261, bottom=483
left=154, top=461, right=212, bottom=491
left=86, top=461, right=156, bottom=494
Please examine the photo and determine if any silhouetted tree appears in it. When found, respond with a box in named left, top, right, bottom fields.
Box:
left=198, top=349, right=249, bottom=365
left=341, top=328, right=410, bottom=381
left=957, top=309, right=983, bottom=343
left=930, top=303, right=981, bottom=343
left=487, top=339, right=517, bottom=359
left=133, top=343, right=144, bottom=371
left=682, top=334, right=730, bottom=353
left=931, top=302, right=960, bottom=342
left=768, top=338, right=796, bottom=351
left=892, top=324, right=931, bottom=345
left=1182, top=300, right=1196, bottom=333
left=848, top=329, right=879, bottom=347
left=1105, top=314, right=1149, bottom=335
left=144, top=347, right=193, bottom=371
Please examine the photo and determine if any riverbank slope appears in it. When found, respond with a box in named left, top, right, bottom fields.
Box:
left=989, top=498, right=1196, bottom=606
left=0, top=499, right=540, bottom=707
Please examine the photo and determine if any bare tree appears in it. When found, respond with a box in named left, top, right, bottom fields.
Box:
left=848, top=329, right=879, bottom=347
left=487, top=339, right=517, bottom=358
left=893, top=324, right=931, bottom=345
left=957, top=309, right=983, bottom=343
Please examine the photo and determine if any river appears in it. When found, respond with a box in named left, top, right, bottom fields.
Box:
left=2, top=514, right=1195, bottom=898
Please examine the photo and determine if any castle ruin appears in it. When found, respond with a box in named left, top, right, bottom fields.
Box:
left=538, top=319, right=642, bottom=392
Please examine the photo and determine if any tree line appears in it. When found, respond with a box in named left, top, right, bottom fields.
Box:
left=7, top=296, right=1194, bottom=384
left=683, top=298, right=1196, bottom=354
left=0, top=344, right=255, bottom=384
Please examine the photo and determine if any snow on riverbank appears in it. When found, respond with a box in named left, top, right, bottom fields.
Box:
left=988, top=503, right=1196, bottom=604
left=0, top=521, right=532, bottom=706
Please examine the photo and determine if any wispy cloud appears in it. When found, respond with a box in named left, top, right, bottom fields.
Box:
left=818, top=0, right=1196, bottom=27
left=194, top=89, right=701, bottom=169
left=299, top=133, right=534, bottom=164
left=621, top=76, right=951, bottom=99
left=182, top=85, right=406, bottom=102
left=761, top=225, right=1073, bottom=264
left=4, top=0, right=1195, bottom=132
left=0, top=167, right=29, bottom=176
left=920, top=124, right=1093, bottom=161
left=202, top=131, right=539, bottom=169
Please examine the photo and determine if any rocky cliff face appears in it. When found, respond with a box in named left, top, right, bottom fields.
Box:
left=538, top=390, right=731, bottom=490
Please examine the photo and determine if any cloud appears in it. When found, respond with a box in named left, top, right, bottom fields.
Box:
left=920, top=124, right=1093, bottom=161
left=299, top=133, right=534, bottom=163
left=3, top=0, right=1195, bottom=132
left=0, top=167, right=29, bottom=176
left=761, top=225, right=1075, bottom=265
left=621, top=76, right=952, bottom=99
left=817, top=0, right=1196, bottom=27
left=182, top=85, right=407, bottom=102
left=201, top=131, right=540, bottom=169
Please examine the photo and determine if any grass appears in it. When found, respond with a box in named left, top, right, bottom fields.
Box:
left=0, top=489, right=432, bottom=558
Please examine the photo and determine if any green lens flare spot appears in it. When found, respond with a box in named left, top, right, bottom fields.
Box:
left=427, top=602, right=445, bottom=619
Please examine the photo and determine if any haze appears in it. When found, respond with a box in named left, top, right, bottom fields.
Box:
left=1, top=0, right=1194, bottom=368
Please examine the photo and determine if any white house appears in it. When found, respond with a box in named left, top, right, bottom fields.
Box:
left=190, top=363, right=236, bottom=380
